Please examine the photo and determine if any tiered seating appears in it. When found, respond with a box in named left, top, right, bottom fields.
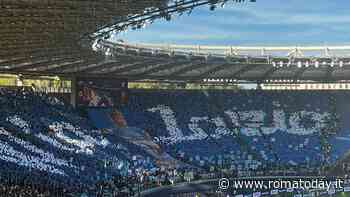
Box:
left=120, top=89, right=350, bottom=170
left=2, top=86, right=350, bottom=192
left=0, top=88, right=158, bottom=186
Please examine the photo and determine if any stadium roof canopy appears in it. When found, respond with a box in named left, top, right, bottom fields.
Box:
left=2, top=0, right=350, bottom=83
left=0, top=0, right=166, bottom=71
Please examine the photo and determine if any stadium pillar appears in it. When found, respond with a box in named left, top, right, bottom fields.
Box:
left=70, top=76, right=77, bottom=108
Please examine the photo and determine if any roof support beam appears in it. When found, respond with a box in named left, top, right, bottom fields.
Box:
left=325, top=66, right=336, bottom=82
left=229, top=64, right=262, bottom=79
left=77, top=56, right=139, bottom=73
left=0, top=50, right=82, bottom=67
left=130, top=61, right=188, bottom=77
left=293, top=67, right=309, bottom=80
left=99, top=59, right=164, bottom=75
left=261, top=66, right=279, bottom=79
left=7, top=56, right=85, bottom=72
left=78, top=61, right=121, bottom=73
left=42, top=57, right=104, bottom=73
left=196, top=63, right=229, bottom=79
left=167, top=62, right=205, bottom=76
left=3, top=52, right=95, bottom=71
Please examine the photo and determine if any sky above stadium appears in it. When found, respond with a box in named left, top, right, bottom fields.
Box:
left=115, top=0, right=350, bottom=46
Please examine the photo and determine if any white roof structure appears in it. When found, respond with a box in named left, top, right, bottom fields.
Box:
left=89, top=40, right=350, bottom=82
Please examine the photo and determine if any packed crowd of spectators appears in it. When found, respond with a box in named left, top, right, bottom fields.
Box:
left=121, top=90, right=345, bottom=166
left=0, top=87, right=348, bottom=196
left=0, top=170, right=80, bottom=197
left=0, top=183, right=66, bottom=197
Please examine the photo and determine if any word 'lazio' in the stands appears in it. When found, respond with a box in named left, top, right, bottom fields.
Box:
left=149, top=105, right=331, bottom=143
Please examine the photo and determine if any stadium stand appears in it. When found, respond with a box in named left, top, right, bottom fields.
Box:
left=4, top=0, right=350, bottom=196
left=117, top=90, right=350, bottom=170
left=0, top=87, right=233, bottom=196
left=0, top=87, right=164, bottom=195
left=1, top=85, right=350, bottom=196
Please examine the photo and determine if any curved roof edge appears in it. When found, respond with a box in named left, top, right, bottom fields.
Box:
left=105, top=40, right=350, bottom=58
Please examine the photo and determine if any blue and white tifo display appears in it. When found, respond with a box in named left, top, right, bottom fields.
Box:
left=2, top=86, right=350, bottom=188
left=0, top=88, right=158, bottom=185
left=119, top=90, right=350, bottom=167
